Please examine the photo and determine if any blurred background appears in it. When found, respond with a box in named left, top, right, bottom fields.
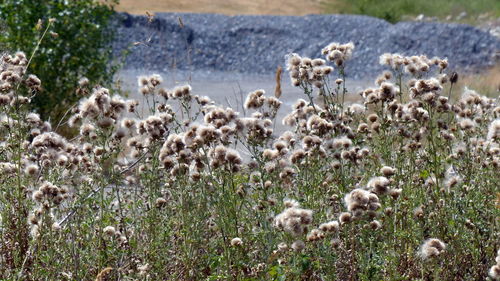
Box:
left=116, top=0, right=500, bottom=23
left=0, top=0, right=498, bottom=122
left=116, top=0, right=500, bottom=93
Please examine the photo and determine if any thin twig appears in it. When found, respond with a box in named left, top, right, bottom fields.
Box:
left=16, top=245, right=35, bottom=281
left=54, top=104, right=77, bottom=132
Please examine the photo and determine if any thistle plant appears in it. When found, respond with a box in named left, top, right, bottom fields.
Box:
left=0, top=40, right=498, bottom=280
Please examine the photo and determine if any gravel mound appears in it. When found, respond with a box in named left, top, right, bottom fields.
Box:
left=114, top=12, right=500, bottom=79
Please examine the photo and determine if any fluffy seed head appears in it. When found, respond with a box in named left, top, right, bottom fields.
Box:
left=367, top=176, right=390, bottom=195
left=230, top=237, right=243, bottom=247
left=380, top=166, right=396, bottom=177
left=291, top=240, right=305, bottom=251
left=339, top=212, right=352, bottom=224
left=419, top=238, right=446, bottom=260
left=103, top=226, right=116, bottom=236
left=487, top=119, right=500, bottom=141
left=490, top=265, right=500, bottom=279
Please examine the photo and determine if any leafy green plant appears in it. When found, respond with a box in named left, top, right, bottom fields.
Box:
left=0, top=0, right=120, bottom=121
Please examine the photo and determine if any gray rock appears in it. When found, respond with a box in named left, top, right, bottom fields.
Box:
left=112, top=12, right=500, bottom=80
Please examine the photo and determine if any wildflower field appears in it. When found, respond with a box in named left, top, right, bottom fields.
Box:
left=0, top=25, right=499, bottom=281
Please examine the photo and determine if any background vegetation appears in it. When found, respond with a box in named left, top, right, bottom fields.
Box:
left=325, top=0, right=500, bottom=23
left=117, top=0, right=500, bottom=24
left=0, top=0, right=119, bottom=121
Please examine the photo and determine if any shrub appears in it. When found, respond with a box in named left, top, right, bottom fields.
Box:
left=0, top=0, right=119, bottom=121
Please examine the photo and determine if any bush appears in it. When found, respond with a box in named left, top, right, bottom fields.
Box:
left=0, top=0, right=119, bottom=121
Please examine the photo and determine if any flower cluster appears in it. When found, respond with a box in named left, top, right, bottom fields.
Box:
left=321, top=42, right=355, bottom=67
left=274, top=199, right=313, bottom=236
left=379, top=53, right=448, bottom=74
left=285, top=53, right=333, bottom=88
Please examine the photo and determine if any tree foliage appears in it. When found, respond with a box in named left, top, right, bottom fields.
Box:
left=0, top=0, right=119, bottom=121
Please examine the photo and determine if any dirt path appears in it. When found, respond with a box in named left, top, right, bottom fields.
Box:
left=116, top=0, right=323, bottom=16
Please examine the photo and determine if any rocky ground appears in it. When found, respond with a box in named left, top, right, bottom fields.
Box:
left=113, top=12, right=499, bottom=80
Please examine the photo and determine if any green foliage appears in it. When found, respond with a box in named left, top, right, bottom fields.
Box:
left=324, top=0, right=500, bottom=23
left=0, top=0, right=119, bottom=121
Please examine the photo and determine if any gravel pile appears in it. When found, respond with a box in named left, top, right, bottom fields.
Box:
left=113, top=12, right=500, bottom=79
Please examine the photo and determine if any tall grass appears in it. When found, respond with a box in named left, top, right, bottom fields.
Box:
left=0, top=38, right=499, bottom=280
